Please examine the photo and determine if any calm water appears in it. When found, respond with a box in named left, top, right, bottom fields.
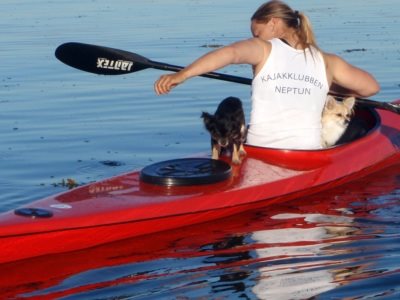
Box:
left=1, top=0, right=400, bottom=299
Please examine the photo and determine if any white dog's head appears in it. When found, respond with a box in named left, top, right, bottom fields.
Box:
left=322, top=96, right=355, bottom=128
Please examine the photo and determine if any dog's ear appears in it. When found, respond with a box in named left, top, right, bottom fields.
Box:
left=325, top=96, right=337, bottom=110
left=201, top=112, right=215, bottom=129
left=343, top=97, right=356, bottom=110
left=201, top=112, right=212, bottom=122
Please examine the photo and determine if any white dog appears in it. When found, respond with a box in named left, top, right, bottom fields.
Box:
left=321, top=96, right=355, bottom=147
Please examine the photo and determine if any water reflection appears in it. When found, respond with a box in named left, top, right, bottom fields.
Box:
left=251, top=213, right=358, bottom=299
left=1, top=165, right=400, bottom=299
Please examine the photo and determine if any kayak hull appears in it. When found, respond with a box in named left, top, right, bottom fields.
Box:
left=1, top=101, right=400, bottom=264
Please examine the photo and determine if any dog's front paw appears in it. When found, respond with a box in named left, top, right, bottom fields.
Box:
left=211, top=146, right=220, bottom=160
left=211, top=154, right=219, bottom=160
left=239, top=144, right=246, bottom=156
left=232, top=157, right=242, bottom=165
left=231, top=152, right=242, bottom=165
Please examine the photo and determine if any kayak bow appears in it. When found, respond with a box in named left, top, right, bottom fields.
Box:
left=1, top=101, right=400, bottom=264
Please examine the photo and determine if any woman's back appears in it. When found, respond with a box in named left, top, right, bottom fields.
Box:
left=247, top=38, right=329, bottom=149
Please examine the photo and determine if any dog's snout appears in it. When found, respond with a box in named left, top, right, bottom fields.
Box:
left=218, top=138, right=229, bottom=147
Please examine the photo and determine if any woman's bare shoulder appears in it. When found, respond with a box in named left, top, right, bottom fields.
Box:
left=229, top=37, right=271, bottom=66
left=322, top=52, right=380, bottom=97
left=322, top=52, right=343, bottom=65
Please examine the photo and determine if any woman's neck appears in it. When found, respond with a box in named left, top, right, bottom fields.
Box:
left=279, top=30, right=302, bottom=49
left=273, top=19, right=304, bottom=49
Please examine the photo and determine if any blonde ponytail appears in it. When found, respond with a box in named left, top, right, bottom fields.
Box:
left=296, top=12, right=319, bottom=51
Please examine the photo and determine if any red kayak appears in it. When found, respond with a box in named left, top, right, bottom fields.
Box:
left=1, top=101, right=400, bottom=264
left=3, top=162, right=399, bottom=298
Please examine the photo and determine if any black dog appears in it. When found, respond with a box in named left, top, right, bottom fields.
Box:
left=201, top=97, right=246, bottom=164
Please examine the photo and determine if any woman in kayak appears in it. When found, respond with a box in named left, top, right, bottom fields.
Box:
left=154, top=0, right=380, bottom=150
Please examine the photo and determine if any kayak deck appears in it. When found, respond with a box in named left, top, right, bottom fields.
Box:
left=1, top=103, right=400, bottom=264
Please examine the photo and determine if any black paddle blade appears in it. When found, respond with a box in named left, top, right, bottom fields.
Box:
left=55, top=42, right=150, bottom=75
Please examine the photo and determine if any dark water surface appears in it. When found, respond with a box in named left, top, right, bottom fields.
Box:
left=1, top=0, right=400, bottom=299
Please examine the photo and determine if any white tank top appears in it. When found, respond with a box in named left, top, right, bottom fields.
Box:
left=247, top=38, right=329, bottom=149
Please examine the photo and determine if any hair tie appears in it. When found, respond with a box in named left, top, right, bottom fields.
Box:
left=294, top=10, right=300, bottom=28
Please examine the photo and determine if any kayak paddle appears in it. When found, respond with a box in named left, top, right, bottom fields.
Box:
left=55, top=42, right=251, bottom=85
left=55, top=42, right=400, bottom=114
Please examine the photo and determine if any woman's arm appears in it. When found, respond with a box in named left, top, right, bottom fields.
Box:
left=154, top=38, right=267, bottom=95
left=325, top=53, right=380, bottom=97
